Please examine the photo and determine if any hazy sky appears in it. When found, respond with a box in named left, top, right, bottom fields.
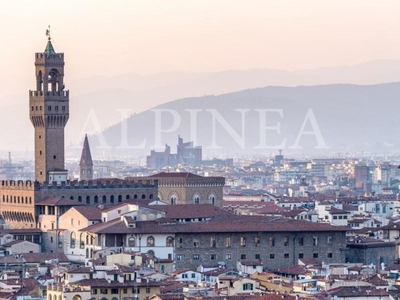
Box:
left=1, top=0, right=400, bottom=85
left=0, top=1, right=400, bottom=155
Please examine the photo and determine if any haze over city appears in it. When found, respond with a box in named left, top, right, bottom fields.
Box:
left=1, top=1, right=400, bottom=158
left=3, top=3, right=400, bottom=299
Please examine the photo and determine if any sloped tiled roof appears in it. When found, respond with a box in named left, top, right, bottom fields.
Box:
left=36, top=197, right=84, bottom=206
left=74, top=206, right=102, bottom=221
left=80, top=213, right=349, bottom=235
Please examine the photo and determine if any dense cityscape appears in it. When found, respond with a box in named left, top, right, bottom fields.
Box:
left=0, top=41, right=399, bottom=300
left=2, top=2, right=400, bottom=300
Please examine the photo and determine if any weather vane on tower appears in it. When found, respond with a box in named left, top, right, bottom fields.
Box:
left=46, top=25, right=51, bottom=40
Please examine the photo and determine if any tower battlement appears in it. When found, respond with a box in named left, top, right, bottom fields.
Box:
left=29, top=90, right=69, bottom=98
left=1, top=180, right=35, bottom=190
left=37, top=179, right=158, bottom=190
left=35, top=52, right=64, bottom=61
left=1, top=179, right=158, bottom=193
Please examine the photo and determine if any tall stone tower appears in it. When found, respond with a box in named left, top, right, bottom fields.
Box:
left=29, top=33, right=69, bottom=182
left=80, top=134, right=94, bottom=181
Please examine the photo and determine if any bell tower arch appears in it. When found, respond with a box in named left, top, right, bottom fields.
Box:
left=29, top=30, right=69, bottom=182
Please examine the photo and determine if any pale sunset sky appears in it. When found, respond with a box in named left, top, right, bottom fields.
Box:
left=0, top=0, right=400, bottom=91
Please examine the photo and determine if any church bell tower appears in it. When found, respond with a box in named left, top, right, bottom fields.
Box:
left=29, top=29, right=69, bottom=182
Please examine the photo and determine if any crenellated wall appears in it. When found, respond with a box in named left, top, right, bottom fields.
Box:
left=0, top=179, right=159, bottom=229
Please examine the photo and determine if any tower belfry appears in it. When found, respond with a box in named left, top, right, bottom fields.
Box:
left=29, top=29, right=69, bottom=182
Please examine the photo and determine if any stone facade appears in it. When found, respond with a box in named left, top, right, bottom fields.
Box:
left=174, top=230, right=346, bottom=270
left=130, top=172, right=225, bottom=207
left=0, top=181, right=36, bottom=228
left=346, top=241, right=396, bottom=266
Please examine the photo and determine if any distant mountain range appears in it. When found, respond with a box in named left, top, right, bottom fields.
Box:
left=2, top=60, right=400, bottom=158
left=88, top=82, right=400, bottom=158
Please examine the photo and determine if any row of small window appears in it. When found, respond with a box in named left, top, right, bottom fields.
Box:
left=189, top=235, right=333, bottom=248
left=127, top=236, right=174, bottom=247
left=2, top=195, right=32, bottom=204
left=170, top=194, right=215, bottom=205
left=176, top=252, right=334, bottom=261
left=50, top=232, right=95, bottom=247
left=92, top=287, right=151, bottom=295
left=31, top=105, right=66, bottom=112
left=58, top=194, right=153, bottom=204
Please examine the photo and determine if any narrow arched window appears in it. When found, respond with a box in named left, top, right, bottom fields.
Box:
left=147, top=236, right=155, bottom=247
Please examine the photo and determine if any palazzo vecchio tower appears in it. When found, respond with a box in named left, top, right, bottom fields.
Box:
left=29, top=32, right=69, bottom=183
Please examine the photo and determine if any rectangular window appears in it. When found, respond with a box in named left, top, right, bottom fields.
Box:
left=333, top=216, right=338, bottom=219
left=123, top=288, right=127, bottom=294
left=193, top=238, right=199, bottom=248
left=62, top=106, right=66, bottom=111
left=270, top=254, right=275, bottom=259
left=133, top=288, right=140, bottom=294
left=298, top=236, right=304, bottom=246
left=48, top=106, right=51, bottom=111
left=92, top=289, right=97, bottom=294
left=176, top=254, right=183, bottom=260
left=284, top=253, right=289, bottom=259
left=327, top=236, right=333, bottom=245
left=226, top=254, right=232, bottom=260
left=313, top=253, right=319, bottom=258
left=255, top=236, right=260, bottom=247
left=284, top=237, right=289, bottom=246
left=193, top=254, right=200, bottom=260
left=299, top=253, right=304, bottom=258
left=100, top=288, right=107, bottom=294
left=269, top=236, right=275, bottom=246
left=240, top=237, right=246, bottom=247
left=210, top=254, right=217, bottom=260
left=243, top=283, right=254, bottom=291
left=55, top=106, right=59, bottom=112
left=178, top=238, right=183, bottom=248
left=182, top=274, right=188, bottom=279
left=241, top=254, right=246, bottom=260
left=191, top=273, right=196, bottom=278
left=111, top=289, right=118, bottom=294
left=255, top=254, right=260, bottom=260
left=210, top=237, right=216, bottom=247
left=327, top=253, right=333, bottom=258
left=146, top=287, right=151, bottom=294
left=313, top=236, right=318, bottom=246
left=225, top=237, right=231, bottom=247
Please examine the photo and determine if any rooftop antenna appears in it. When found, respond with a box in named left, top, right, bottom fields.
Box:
left=46, top=25, right=51, bottom=40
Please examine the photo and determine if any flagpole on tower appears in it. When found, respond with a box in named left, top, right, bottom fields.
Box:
left=46, top=25, right=51, bottom=40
